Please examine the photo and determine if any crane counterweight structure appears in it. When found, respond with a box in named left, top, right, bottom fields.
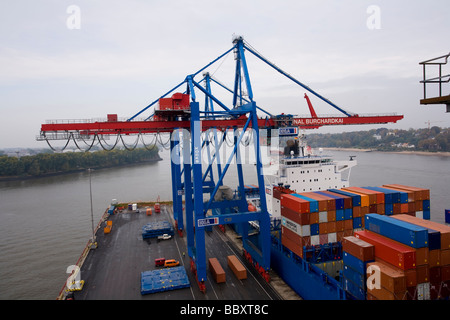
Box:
left=37, top=37, right=403, bottom=292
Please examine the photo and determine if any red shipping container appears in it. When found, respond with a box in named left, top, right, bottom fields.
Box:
left=442, top=265, right=450, bottom=282
left=344, top=220, right=353, bottom=230
left=310, top=212, right=320, bottom=224
left=280, top=194, right=310, bottom=213
left=361, top=206, right=370, bottom=215
left=429, top=266, right=442, bottom=285
left=429, top=250, right=441, bottom=267
left=327, top=221, right=336, bottom=233
left=355, top=230, right=416, bottom=270
left=400, top=203, right=409, bottom=213
left=319, top=223, right=328, bottom=234
left=282, top=225, right=310, bottom=246
left=353, top=206, right=362, bottom=218
left=442, top=250, right=450, bottom=265
left=416, top=265, right=429, bottom=284
left=342, top=236, right=375, bottom=261
left=281, top=206, right=310, bottom=225
left=281, top=232, right=304, bottom=258
left=336, top=220, right=345, bottom=232
left=327, top=210, right=336, bottom=222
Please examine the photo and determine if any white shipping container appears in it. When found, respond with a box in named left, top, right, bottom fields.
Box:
left=417, top=282, right=430, bottom=300
left=328, top=232, right=337, bottom=243
left=319, top=211, right=328, bottom=223
left=281, top=216, right=311, bottom=237
left=311, top=235, right=320, bottom=246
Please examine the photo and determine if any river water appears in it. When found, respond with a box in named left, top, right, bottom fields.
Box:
left=0, top=148, right=449, bottom=299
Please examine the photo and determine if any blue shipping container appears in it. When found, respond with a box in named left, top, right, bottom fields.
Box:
left=385, top=203, right=393, bottom=216
left=365, top=213, right=428, bottom=248
left=343, top=251, right=374, bottom=275
left=353, top=217, right=362, bottom=229
left=344, top=208, right=353, bottom=220
left=363, top=186, right=401, bottom=204
left=343, top=265, right=365, bottom=289
left=310, top=223, right=320, bottom=236
left=336, top=209, right=345, bottom=221
left=343, top=278, right=366, bottom=300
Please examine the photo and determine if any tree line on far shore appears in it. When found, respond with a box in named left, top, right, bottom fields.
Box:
left=0, top=147, right=160, bottom=178
left=306, top=127, right=449, bottom=152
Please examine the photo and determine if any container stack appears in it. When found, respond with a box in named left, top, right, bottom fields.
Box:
left=391, top=214, right=450, bottom=299
left=382, top=184, right=431, bottom=219
left=353, top=213, right=450, bottom=300
left=342, top=236, right=375, bottom=300
left=278, top=185, right=432, bottom=262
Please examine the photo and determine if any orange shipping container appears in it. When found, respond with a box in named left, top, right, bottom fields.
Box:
left=342, top=236, right=375, bottom=261
left=343, top=187, right=380, bottom=205
left=227, top=255, right=247, bottom=280
left=209, top=258, right=226, bottom=283
left=280, top=194, right=310, bottom=213
left=367, top=260, right=407, bottom=294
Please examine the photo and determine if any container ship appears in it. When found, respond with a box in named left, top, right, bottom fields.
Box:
left=59, top=129, right=450, bottom=301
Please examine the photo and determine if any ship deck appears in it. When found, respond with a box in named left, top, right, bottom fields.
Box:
left=72, top=204, right=282, bottom=300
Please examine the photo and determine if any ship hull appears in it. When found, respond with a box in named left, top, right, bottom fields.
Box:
left=270, top=236, right=347, bottom=300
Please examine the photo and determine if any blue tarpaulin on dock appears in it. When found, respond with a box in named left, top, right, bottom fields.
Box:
left=141, top=266, right=190, bottom=295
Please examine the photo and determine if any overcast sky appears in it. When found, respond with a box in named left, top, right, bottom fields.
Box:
left=0, top=0, right=449, bottom=149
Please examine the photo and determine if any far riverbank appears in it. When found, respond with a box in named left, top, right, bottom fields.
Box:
left=322, top=147, right=450, bottom=157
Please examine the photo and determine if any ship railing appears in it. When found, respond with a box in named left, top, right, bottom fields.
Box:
left=420, top=53, right=450, bottom=100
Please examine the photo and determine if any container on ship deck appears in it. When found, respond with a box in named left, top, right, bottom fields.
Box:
left=316, top=191, right=345, bottom=210
left=365, top=213, right=428, bottom=249
left=309, top=192, right=336, bottom=211
left=391, top=214, right=450, bottom=250
left=340, top=189, right=370, bottom=207
left=280, top=194, right=310, bottom=213
left=342, top=236, right=375, bottom=262
left=356, top=187, right=386, bottom=204
left=367, top=259, right=407, bottom=294
left=355, top=230, right=416, bottom=270
left=327, top=189, right=361, bottom=207
left=281, top=205, right=310, bottom=225
left=281, top=216, right=311, bottom=237
left=343, top=251, right=374, bottom=275
left=291, top=194, right=319, bottom=212
left=382, top=184, right=430, bottom=201
left=364, top=186, right=401, bottom=204
left=343, top=187, right=380, bottom=205
left=298, top=192, right=328, bottom=212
